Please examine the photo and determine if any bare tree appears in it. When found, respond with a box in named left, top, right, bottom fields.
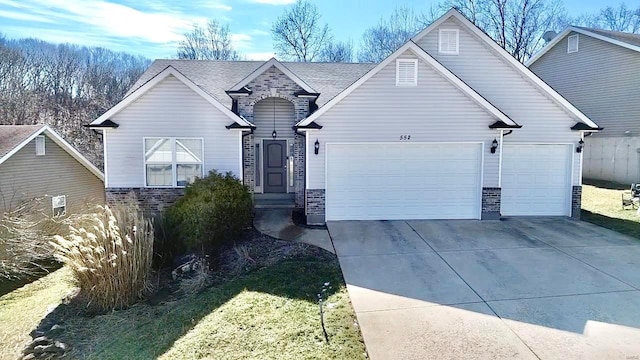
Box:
left=358, top=6, right=431, bottom=63
left=441, top=0, right=566, bottom=62
left=271, top=0, right=332, bottom=62
left=177, top=19, right=241, bottom=60
left=574, top=3, right=640, bottom=33
left=319, top=40, right=354, bottom=62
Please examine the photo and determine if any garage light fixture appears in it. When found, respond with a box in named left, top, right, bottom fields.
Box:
left=490, top=138, right=498, bottom=154
left=314, top=139, right=320, bottom=155
left=576, top=139, right=584, bottom=153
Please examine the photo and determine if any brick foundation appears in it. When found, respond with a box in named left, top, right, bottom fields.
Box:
left=572, top=186, right=582, bottom=219
left=106, top=188, right=184, bottom=215
left=305, top=189, right=325, bottom=225
left=481, top=187, right=501, bottom=220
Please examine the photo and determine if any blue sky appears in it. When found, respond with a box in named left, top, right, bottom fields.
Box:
left=0, top=0, right=625, bottom=60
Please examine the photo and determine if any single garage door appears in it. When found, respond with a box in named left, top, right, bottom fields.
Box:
left=501, top=144, right=572, bottom=216
left=325, top=143, right=482, bottom=221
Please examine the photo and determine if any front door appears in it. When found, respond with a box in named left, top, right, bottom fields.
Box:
left=263, top=140, right=287, bottom=193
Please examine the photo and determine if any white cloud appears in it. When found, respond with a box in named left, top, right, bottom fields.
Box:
left=231, top=33, right=252, bottom=50
left=247, top=0, right=296, bottom=5
left=249, top=29, right=270, bottom=37
left=245, top=51, right=276, bottom=60
left=0, top=9, right=54, bottom=23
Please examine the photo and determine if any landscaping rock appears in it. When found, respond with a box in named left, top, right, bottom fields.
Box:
left=21, top=353, right=36, bottom=360
left=172, top=254, right=206, bottom=280
left=54, top=341, right=68, bottom=351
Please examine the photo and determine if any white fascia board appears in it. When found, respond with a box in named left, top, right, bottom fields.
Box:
left=90, top=66, right=251, bottom=127
left=412, top=9, right=601, bottom=129
left=229, top=58, right=317, bottom=93
left=527, top=27, right=640, bottom=66
left=0, top=125, right=104, bottom=181
left=297, top=41, right=517, bottom=127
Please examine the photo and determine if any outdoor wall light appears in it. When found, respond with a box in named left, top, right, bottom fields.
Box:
left=490, top=138, right=499, bottom=154
left=314, top=139, right=320, bottom=155
left=576, top=139, right=584, bottom=153
left=272, top=130, right=277, bottom=139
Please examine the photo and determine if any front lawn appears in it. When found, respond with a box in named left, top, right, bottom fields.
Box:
left=581, top=180, right=640, bottom=239
left=0, top=246, right=366, bottom=359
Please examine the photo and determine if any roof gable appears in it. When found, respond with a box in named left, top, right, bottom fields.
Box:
left=0, top=125, right=104, bottom=181
left=411, top=8, right=600, bottom=130
left=90, top=66, right=252, bottom=128
left=229, top=58, right=317, bottom=94
left=526, top=27, right=640, bottom=66
left=297, top=41, right=518, bottom=128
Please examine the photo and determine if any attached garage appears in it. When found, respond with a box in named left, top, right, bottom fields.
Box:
left=325, top=143, right=483, bottom=221
left=501, top=144, right=573, bottom=216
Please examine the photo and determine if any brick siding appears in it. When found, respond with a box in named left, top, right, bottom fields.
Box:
left=106, top=188, right=184, bottom=215
left=482, top=187, right=501, bottom=220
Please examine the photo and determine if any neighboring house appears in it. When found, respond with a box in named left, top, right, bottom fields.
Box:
left=527, top=27, right=640, bottom=184
left=0, top=125, right=104, bottom=215
left=89, top=9, right=599, bottom=224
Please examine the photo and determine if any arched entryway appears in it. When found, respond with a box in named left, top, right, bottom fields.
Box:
left=253, top=97, right=296, bottom=194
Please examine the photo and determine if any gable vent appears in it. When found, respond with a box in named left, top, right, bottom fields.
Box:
left=567, top=34, right=579, bottom=53
left=439, top=29, right=459, bottom=55
left=396, top=59, right=418, bottom=86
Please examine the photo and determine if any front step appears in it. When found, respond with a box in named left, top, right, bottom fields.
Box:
left=254, top=193, right=295, bottom=209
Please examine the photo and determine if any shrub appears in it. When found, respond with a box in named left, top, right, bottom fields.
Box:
left=166, top=170, right=253, bottom=255
left=50, top=203, right=154, bottom=311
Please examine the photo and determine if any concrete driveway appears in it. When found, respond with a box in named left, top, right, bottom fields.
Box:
left=328, top=218, right=640, bottom=359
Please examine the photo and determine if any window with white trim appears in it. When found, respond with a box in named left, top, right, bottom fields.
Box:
left=144, top=138, right=203, bottom=187
left=52, top=195, right=66, bottom=216
left=396, top=59, right=418, bottom=86
left=439, top=29, right=459, bottom=55
left=567, top=34, right=579, bottom=53
left=35, top=135, right=45, bottom=156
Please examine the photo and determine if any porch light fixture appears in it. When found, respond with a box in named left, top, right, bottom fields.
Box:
left=314, top=139, right=320, bottom=155
left=576, top=139, right=584, bottom=153
left=490, top=138, right=499, bottom=154
left=271, top=97, right=277, bottom=139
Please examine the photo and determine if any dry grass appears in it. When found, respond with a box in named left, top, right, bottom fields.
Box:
left=50, top=203, right=154, bottom=311
left=582, top=182, right=640, bottom=239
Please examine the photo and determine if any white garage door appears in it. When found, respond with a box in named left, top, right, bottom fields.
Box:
left=325, top=143, right=482, bottom=221
left=501, top=144, right=572, bottom=216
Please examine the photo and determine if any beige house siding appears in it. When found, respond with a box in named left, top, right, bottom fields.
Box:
left=0, top=135, right=104, bottom=214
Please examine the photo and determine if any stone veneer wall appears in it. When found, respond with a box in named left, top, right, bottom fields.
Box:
left=305, top=189, right=325, bottom=225
left=481, top=187, right=501, bottom=220
left=236, top=65, right=309, bottom=209
left=572, top=186, right=582, bottom=219
left=106, top=188, right=184, bottom=215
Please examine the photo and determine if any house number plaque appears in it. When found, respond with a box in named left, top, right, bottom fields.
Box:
left=399, top=135, right=411, bottom=140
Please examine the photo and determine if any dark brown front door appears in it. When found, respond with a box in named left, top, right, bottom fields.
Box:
left=263, top=140, right=287, bottom=193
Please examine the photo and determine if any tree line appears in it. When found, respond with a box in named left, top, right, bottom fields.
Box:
left=178, top=0, right=640, bottom=63
left=0, top=36, right=150, bottom=168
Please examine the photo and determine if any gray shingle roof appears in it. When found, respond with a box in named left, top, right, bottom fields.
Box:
left=576, top=27, right=640, bottom=48
left=0, top=125, right=44, bottom=159
left=127, top=60, right=376, bottom=108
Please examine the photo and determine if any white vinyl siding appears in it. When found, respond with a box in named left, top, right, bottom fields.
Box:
left=415, top=18, right=583, bottom=186
left=307, top=51, right=499, bottom=190
left=439, top=29, right=459, bottom=55
left=567, top=34, right=579, bottom=53
left=501, top=144, right=572, bottom=216
left=106, top=75, right=241, bottom=188
left=326, top=143, right=482, bottom=220
left=35, top=135, right=45, bottom=156
left=253, top=97, right=296, bottom=139
left=396, top=59, right=418, bottom=86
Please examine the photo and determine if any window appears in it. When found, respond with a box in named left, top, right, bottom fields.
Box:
left=396, top=59, right=418, bottom=86
left=144, top=138, right=203, bottom=187
left=567, top=34, right=579, bottom=53
left=35, top=135, right=45, bottom=156
left=52, top=195, right=66, bottom=216
left=439, top=29, right=459, bottom=55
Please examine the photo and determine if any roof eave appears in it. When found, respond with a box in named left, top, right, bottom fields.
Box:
left=489, top=121, right=523, bottom=129
left=571, top=122, right=603, bottom=131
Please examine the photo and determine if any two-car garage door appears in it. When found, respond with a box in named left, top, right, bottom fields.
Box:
left=324, top=142, right=573, bottom=221
left=326, top=143, right=482, bottom=221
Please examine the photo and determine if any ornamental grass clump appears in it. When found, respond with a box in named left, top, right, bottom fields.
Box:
left=50, top=204, right=154, bottom=311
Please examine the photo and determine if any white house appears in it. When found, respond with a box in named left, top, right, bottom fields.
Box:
left=89, top=9, right=600, bottom=224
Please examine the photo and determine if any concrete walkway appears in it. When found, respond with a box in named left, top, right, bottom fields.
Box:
left=254, top=209, right=334, bottom=253
left=329, top=218, right=640, bottom=359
